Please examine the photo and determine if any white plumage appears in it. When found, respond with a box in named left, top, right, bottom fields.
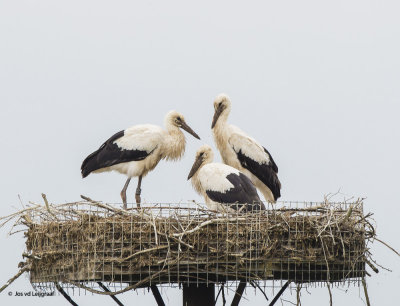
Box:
left=188, top=145, right=264, bottom=212
left=81, top=110, right=200, bottom=208
left=95, top=124, right=164, bottom=178
left=211, top=94, right=281, bottom=203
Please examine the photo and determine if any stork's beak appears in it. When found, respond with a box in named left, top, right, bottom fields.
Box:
left=187, top=155, right=203, bottom=180
left=180, top=121, right=200, bottom=140
left=211, top=105, right=223, bottom=129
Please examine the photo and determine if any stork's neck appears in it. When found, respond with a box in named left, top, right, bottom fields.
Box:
left=212, top=115, right=230, bottom=151
left=190, top=166, right=205, bottom=195
left=163, top=127, right=186, bottom=161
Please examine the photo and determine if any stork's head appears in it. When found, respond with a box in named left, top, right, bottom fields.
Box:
left=187, top=145, right=214, bottom=180
left=211, top=93, right=231, bottom=128
left=165, top=110, right=200, bottom=139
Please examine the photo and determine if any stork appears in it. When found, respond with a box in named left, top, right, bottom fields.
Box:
left=211, top=94, right=281, bottom=203
left=81, top=110, right=200, bottom=208
left=188, top=145, right=265, bottom=212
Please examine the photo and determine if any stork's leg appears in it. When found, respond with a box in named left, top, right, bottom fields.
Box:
left=135, top=175, right=142, bottom=208
left=120, top=178, right=131, bottom=210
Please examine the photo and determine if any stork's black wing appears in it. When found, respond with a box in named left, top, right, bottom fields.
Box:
left=235, top=148, right=281, bottom=201
left=81, top=130, right=152, bottom=178
left=263, top=147, right=278, bottom=173
left=228, top=133, right=281, bottom=201
left=206, top=173, right=265, bottom=212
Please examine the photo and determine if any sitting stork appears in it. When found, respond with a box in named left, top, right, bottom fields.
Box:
left=188, top=145, right=265, bottom=212
left=81, top=110, right=200, bottom=208
left=211, top=94, right=281, bottom=203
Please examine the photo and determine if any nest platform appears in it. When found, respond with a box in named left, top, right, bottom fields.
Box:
left=18, top=199, right=373, bottom=293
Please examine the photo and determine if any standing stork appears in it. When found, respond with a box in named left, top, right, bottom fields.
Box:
left=188, top=145, right=265, bottom=212
left=211, top=94, right=281, bottom=203
left=81, top=110, right=200, bottom=208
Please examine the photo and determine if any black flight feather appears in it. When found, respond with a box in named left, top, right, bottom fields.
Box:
left=206, top=173, right=264, bottom=212
left=234, top=148, right=281, bottom=201
left=81, top=130, right=151, bottom=178
left=263, top=147, right=278, bottom=173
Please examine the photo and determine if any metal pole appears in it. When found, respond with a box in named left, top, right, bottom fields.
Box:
left=231, top=281, right=246, bottom=306
left=183, top=284, right=215, bottom=306
left=55, top=283, right=78, bottom=306
left=151, top=285, right=166, bottom=306
left=97, top=282, right=124, bottom=306
left=269, top=280, right=291, bottom=306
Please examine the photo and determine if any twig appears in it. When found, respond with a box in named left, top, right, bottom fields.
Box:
left=250, top=281, right=269, bottom=301
left=172, top=216, right=246, bottom=238
left=269, top=280, right=291, bottom=306
left=42, top=193, right=58, bottom=220
left=326, top=282, right=332, bottom=306
left=365, top=258, right=379, bottom=274
left=215, top=284, right=223, bottom=305
left=0, top=264, right=30, bottom=293
left=320, top=236, right=331, bottom=282
left=150, top=210, right=158, bottom=245
left=67, top=268, right=167, bottom=295
left=362, top=278, right=371, bottom=306
left=80, top=195, right=128, bottom=215
left=221, top=283, right=226, bottom=306
left=97, top=282, right=124, bottom=306
left=368, top=257, right=392, bottom=272
left=41, top=193, right=51, bottom=213
left=18, top=194, right=25, bottom=209
left=374, top=237, right=400, bottom=257
left=231, top=280, right=246, bottom=306
left=80, top=195, right=99, bottom=203
left=280, top=299, right=296, bottom=306
left=344, top=204, right=353, bottom=222
left=296, top=283, right=301, bottom=306
left=117, top=245, right=169, bottom=262
left=0, top=205, right=40, bottom=228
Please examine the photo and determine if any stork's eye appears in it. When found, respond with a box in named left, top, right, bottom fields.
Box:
left=199, top=152, right=204, bottom=157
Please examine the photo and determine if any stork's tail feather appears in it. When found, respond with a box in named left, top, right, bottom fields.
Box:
left=81, top=167, right=91, bottom=178
left=273, top=179, right=282, bottom=201
left=81, top=151, right=99, bottom=178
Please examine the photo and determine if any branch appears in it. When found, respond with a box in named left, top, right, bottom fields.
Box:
left=327, top=283, right=332, bottom=306
left=374, top=237, right=400, bottom=257
left=0, top=264, right=30, bottom=293
left=362, top=278, right=371, bottom=306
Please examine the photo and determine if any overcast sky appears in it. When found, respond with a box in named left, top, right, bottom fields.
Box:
left=1, top=1, right=399, bottom=305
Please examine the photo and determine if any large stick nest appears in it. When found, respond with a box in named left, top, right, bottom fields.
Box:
left=3, top=197, right=376, bottom=293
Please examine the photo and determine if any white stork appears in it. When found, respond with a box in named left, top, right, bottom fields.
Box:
left=211, top=94, right=281, bottom=203
left=81, top=110, right=200, bottom=208
left=187, top=145, right=265, bottom=212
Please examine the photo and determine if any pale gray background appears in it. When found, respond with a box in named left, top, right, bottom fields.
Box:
left=1, top=1, right=399, bottom=305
